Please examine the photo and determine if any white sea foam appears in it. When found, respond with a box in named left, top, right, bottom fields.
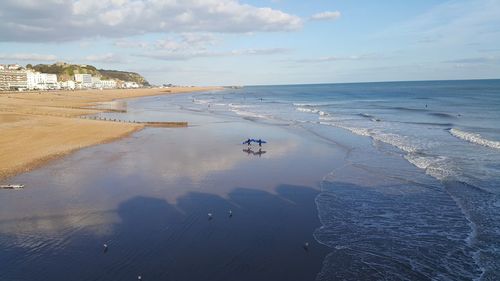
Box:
left=450, top=128, right=500, bottom=150
left=296, top=107, right=319, bottom=113
left=228, top=104, right=251, bottom=109
left=318, top=120, right=458, bottom=179
left=404, top=154, right=452, bottom=180
left=192, top=99, right=210, bottom=105
left=231, top=109, right=267, bottom=119
left=296, top=107, right=329, bottom=117
left=318, top=121, right=371, bottom=137
left=293, top=102, right=336, bottom=107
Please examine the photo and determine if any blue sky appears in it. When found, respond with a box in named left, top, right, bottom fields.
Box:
left=0, top=0, right=499, bottom=85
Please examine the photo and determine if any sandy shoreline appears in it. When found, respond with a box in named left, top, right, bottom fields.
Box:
left=0, top=87, right=220, bottom=181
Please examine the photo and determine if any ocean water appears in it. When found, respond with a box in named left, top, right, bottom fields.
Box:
left=2, top=80, right=499, bottom=280
left=170, top=80, right=500, bottom=280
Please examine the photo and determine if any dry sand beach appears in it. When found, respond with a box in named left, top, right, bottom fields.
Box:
left=0, top=87, right=219, bottom=180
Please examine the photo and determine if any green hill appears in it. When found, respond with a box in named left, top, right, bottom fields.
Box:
left=29, top=63, right=149, bottom=86
left=99, top=69, right=149, bottom=86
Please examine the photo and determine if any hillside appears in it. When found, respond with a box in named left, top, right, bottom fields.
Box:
left=99, top=69, right=150, bottom=86
left=30, top=63, right=149, bottom=86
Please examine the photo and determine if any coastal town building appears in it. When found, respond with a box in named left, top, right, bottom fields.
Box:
left=123, top=81, right=140, bottom=88
left=74, top=74, right=93, bottom=88
left=27, top=71, right=59, bottom=90
left=0, top=69, right=27, bottom=90
left=92, top=78, right=117, bottom=89
left=59, top=80, right=76, bottom=90
left=7, top=64, right=22, bottom=70
left=1, top=63, right=142, bottom=91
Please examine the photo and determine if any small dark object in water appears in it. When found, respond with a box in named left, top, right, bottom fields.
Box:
left=103, top=243, right=108, bottom=253
left=303, top=242, right=310, bottom=251
left=228, top=210, right=233, bottom=217
left=208, top=213, right=213, bottom=220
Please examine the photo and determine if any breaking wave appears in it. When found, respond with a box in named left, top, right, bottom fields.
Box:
left=450, top=128, right=500, bottom=150
left=295, top=107, right=329, bottom=116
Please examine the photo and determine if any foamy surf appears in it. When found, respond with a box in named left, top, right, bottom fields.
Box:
left=450, top=128, right=500, bottom=150
left=295, top=107, right=329, bottom=116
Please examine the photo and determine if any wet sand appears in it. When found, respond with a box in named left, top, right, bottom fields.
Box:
left=0, top=87, right=219, bottom=180
left=0, top=94, right=344, bottom=280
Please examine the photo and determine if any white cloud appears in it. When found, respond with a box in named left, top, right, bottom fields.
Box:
left=0, top=53, right=57, bottom=61
left=153, top=33, right=218, bottom=52
left=122, top=33, right=290, bottom=61
left=444, top=56, right=500, bottom=64
left=294, top=54, right=379, bottom=63
left=84, top=53, right=124, bottom=63
left=0, top=0, right=303, bottom=42
left=114, top=40, right=149, bottom=49
left=310, top=11, right=341, bottom=21
left=377, top=0, right=500, bottom=48
left=136, top=48, right=290, bottom=61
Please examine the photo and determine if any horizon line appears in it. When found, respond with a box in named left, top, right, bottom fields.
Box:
left=227, top=78, right=500, bottom=88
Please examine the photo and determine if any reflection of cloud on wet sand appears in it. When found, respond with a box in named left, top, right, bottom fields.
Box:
left=44, top=128, right=299, bottom=188
left=127, top=136, right=299, bottom=183
left=0, top=210, right=120, bottom=248
left=0, top=130, right=302, bottom=239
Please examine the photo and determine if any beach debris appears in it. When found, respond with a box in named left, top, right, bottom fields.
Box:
left=0, top=184, right=24, bottom=190
left=303, top=242, right=310, bottom=251
left=228, top=210, right=233, bottom=217
left=208, top=213, right=213, bottom=220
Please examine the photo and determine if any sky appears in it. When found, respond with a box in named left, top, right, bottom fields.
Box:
left=0, top=0, right=499, bottom=86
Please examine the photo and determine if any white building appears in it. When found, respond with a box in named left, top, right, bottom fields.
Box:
left=123, top=81, right=139, bottom=88
left=0, top=69, right=27, bottom=90
left=102, top=80, right=117, bottom=89
left=27, top=71, right=59, bottom=90
left=91, top=77, right=117, bottom=89
left=74, top=74, right=92, bottom=88
left=26, top=71, right=40, bottom=90
left=60, top=80, right=76, bottom=90
left=7, top=64, right=22, bottom=70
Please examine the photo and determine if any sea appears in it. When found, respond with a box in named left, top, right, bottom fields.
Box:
left=174, top=79, right=500, bottom=280
left=1, top=79, right=499, bottom=280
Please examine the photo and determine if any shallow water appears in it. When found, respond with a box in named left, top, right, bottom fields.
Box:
left=1, top=80, right=499, bottom=280
left=0, top=104, right=341, bottom=281
left=161, top=80, right=500, bottom=279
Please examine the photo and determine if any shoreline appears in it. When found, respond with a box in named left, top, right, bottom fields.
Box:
left=0, top=102, right=337, bottom=280
left=0, top=87, right=221, bottom=181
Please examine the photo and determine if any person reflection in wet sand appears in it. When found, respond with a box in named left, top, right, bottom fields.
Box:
left=242, top=148, right=266, bottom=157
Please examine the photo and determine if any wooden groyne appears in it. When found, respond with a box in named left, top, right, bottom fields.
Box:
left=142, top=121, right=188, bottom=127
left=80, top=116, right=187, bottom=127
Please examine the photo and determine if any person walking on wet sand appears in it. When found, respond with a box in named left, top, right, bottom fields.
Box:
left=257, top=139, right=263, bottom=147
